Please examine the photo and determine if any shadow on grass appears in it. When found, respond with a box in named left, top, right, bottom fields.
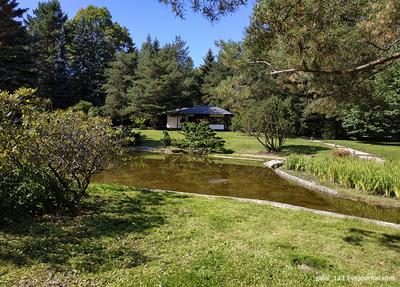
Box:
left=140, top=139, right=162, bottom=147
left=343, top=228, right=400, bottom=251
left=280, top=144, right=331, bottom=156
left=0, top=187, right=183, bottom=273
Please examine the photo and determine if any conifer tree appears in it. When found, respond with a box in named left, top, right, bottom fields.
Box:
left=0, top=0, right=35, bottom=91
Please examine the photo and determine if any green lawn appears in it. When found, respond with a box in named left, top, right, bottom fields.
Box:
left=324, top=140, right=400, bottom=161
left=1, top=184, right=399, bottom=286
left=138, top=130, right=332, bottom=156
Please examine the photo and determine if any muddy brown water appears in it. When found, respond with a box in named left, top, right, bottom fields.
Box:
left=94, top=154, right=400, bottom=224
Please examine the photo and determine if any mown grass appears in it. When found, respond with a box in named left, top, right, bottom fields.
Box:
left=137, top=130, right=332, bottom=156
left=324, top=140, right=400, bottom=161
left=285, top=155, right=400, bottom=198
left=1, top=184, right=399, bottom=286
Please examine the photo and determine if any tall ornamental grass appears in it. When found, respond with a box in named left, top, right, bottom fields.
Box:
left=284, top=155, right=400, bottom=198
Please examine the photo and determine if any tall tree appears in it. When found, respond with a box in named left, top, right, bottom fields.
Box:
left=126, top=36, right=195, bottom=126
left=104, top=51, right=138, bottom=122
left=0, top=0, right=35, bottom=91
left=26, top=0, right=68, bottom=103
left=67, top=5, right=134, bottom=105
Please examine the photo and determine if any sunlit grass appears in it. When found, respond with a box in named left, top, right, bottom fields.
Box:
left=0, top=184, right=399, bottom=286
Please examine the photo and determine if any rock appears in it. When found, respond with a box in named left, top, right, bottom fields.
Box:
left=264, top=159, right=285, bottom=169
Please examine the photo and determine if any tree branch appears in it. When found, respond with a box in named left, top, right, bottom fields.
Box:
left=250, top=51, right=400, bottom=76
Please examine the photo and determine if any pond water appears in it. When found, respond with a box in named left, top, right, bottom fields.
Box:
left=94, top=154, right=400, bottom=224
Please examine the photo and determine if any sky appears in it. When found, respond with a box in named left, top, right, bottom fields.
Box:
left=20, top=0, right=254, bottom=67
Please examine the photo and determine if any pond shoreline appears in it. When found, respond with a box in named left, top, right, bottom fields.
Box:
left=142, top=187, right=400, bottom=229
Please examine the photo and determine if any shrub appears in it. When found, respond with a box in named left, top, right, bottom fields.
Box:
left=331, top=148, right=352, bottom=158
left=173, top=122, right=225, bottom=154
left=116, top=127, right=143, bottom=146
left=162, top=130, right=172, bottom=147
left=0, top=90, right=120, bottom=218
left=284, top=155, right=400, bottom=198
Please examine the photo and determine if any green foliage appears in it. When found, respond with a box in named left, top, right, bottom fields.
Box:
left=26, top=0, right=69, bottom=102
left=67, top=5, right=134, bottom=105
left=162, top=130, right=172, bottom=147
left=126, top=36, right=198, bottom=124
left=115, top=127, right=143, bottom=147
left=236, top=96, right=295, bottom=152
left=0, top=89, right=120, bottom=219
left=0, top=0, right=35, bottom=91
left=104, top=51, right=138, bottom=122
left=173, top=122, right=225, bottom=154
left=285, top=155, right=400, bottom=198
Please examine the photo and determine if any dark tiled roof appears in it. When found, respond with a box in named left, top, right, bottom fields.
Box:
left=169, top=105, right=233, bottom=115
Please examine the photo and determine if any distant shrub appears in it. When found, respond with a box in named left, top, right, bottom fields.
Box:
left=173, top=122, right=225, bottom=154
left=162, top=130, right=172, bottom=147
left=284, top=155, right=400, bottom=198
left=116, top=127, right=143, bottom=146
left=332, top=148, right=352, bottom=158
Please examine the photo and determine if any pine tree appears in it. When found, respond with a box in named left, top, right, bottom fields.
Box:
left=126, top=36, right=196, bottom=126
left=104, top=51, right=138, bottom=122
left=0, top=0, right=35, bottom=91
left=200, top=49, right=215, bottom=76
left=26, top=0, right=68, bottom=102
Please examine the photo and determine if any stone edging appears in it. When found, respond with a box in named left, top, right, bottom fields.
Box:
left=145, top=188, right=400, bottom=230
left=275, top=169, right=338, bottom=196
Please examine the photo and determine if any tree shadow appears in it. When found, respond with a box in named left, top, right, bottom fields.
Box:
left=140, top=138, right=162, bottom=147
left=280, top=144, right=331, bottom=156
left=342, top=228, right=400, bottom=251
left=0, top=189, right=181, bottom=273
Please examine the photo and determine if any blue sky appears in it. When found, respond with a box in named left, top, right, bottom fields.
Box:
left=21, top=0, right=254, bottom=66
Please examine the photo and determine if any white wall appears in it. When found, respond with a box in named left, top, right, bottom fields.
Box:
left=209, top=124, right=225, bottom=130
left=167, top=115, right=179, bottom=129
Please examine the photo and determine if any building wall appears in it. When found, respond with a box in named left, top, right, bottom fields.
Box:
left=167, top=115, right=229, bottom=130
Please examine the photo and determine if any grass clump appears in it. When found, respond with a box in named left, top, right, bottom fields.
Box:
left=284, top=155, right=400, bottom=198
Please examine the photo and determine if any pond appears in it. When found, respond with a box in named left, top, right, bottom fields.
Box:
left=94, top=154, right=400, bottom=224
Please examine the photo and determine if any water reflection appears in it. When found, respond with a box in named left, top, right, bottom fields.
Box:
left=94, top=154, right=400, bottom=224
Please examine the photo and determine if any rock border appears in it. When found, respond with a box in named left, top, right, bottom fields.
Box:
left=264, top=159, right=338, bottom=196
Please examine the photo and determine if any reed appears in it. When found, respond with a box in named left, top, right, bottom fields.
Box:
left=284, top=155, right=400, bottom=198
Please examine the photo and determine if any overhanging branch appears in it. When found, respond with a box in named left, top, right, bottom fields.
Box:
left=250, top=51, right=400, bottom=76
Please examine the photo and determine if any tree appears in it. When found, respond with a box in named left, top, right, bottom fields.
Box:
left=126, top=36, right=196, bottom=126
left=0, top=0, right=35, bottom=91
left=67, top=5, right=134, bottom=105
left=246, top=0, right=400, bottom=89
left=104, top=51, right=138, bottom=122
left=26, top=0, right=68, bottom=102
left=159, top=0, right=248, bottom=21
left=237, top=96, right=295, bottom=152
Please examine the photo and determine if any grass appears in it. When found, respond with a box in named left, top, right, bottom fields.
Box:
left=137, top=130, right=332, bottom=156
left=1, top=184, right=399, bottom=286
left=285, top=155, right=400, bottom=198
left=324, top=140, right=400, bottom=161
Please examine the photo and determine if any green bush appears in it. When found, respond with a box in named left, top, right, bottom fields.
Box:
left=284, top=155, right=400, bottom=198
left=173, top=122, right=225, bottom=154
left=116, top=127, right=143, bottom=146
left=162, top=130, right=172, bottom=147
left=0, top=89, right=120, bottom=219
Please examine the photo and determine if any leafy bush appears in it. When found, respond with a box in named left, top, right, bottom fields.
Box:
left=115, top=127, right=143, bottom=146
left=284, top=155, right=400, bottom=198
left=162, top=130, right=172, bottom=147
left=0, top=89, right=120, bottom=219
left=173, top=122, right=225, bottom=154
